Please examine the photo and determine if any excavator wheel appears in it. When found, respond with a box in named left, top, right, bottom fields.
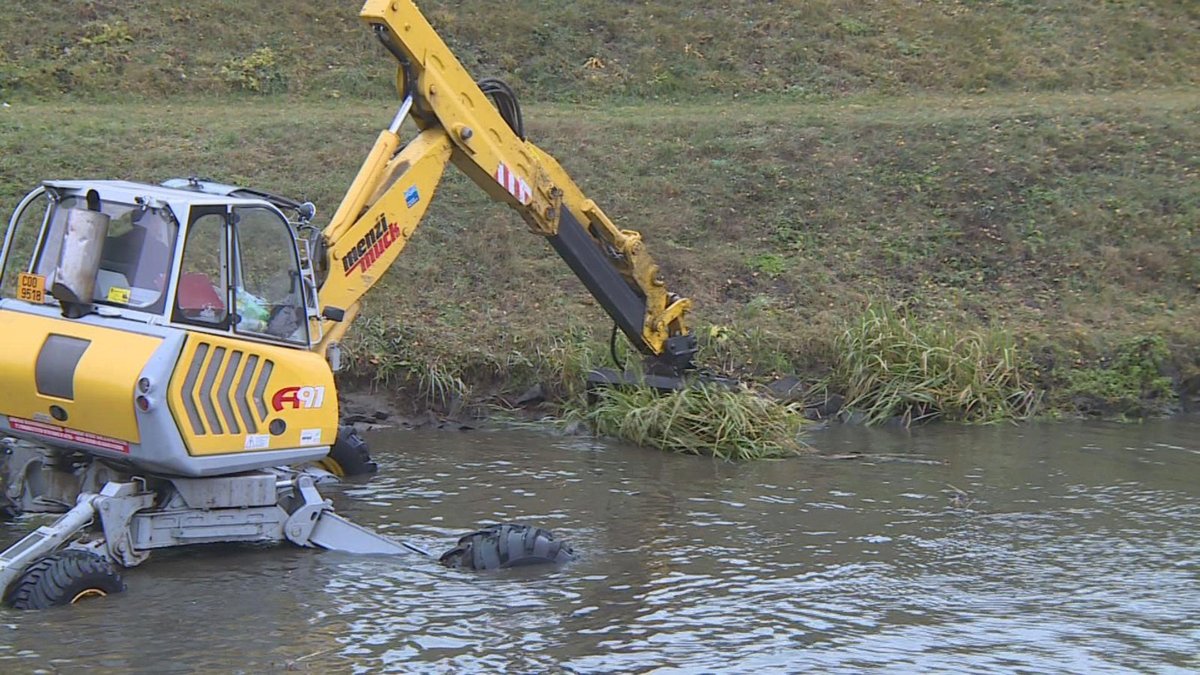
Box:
left=318, top=426, right=378, bottom=477
left=4, top=549, right=125, bottom=610
left=439, top=524, right=575, bottom=570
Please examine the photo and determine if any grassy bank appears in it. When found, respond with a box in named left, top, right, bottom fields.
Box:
left=2, top=1, right=1196, bottom=101
left=1, top=90, right=1196, bottom=428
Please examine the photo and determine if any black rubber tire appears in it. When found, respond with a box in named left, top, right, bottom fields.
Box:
left=320, top=425, right=378, bottom=477
left=4, top=549, right=125, bottom=610
left=439, top=524, right=575, bottom=570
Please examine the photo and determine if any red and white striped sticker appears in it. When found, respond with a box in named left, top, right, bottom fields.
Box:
left=9, top=417, right=130, bottom=454
left=494, top=163, right=532, bottom=205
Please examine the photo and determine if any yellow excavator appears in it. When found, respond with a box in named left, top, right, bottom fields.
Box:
left=0, top=0, right=693, bottom=607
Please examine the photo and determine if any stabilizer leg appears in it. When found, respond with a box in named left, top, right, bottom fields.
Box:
left=309, top=512, right=428, bottom=556
left=0, top=493, right=98, bottom=591
left=283, top=475, right=427, bottom=556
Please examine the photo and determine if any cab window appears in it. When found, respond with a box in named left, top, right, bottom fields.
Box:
left=173, top=210, right=230, bottom=327
left=94, top=202, right=177, bottom=313
left=232, top=207, right=307, bottom=345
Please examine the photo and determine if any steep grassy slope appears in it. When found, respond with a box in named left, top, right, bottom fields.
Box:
left=0, top=1, right=1196, bottom=100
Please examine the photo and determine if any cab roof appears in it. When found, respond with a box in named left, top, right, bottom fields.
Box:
left=42, top=180, right=277, bottom=210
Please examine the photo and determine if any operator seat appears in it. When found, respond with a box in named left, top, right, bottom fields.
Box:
left=175, top=272, right=226, bottom=324
left=99, top=225, right=148, bottom=282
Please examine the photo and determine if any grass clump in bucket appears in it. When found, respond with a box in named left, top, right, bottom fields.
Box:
left=568, top=384, right=808, bottom=460
left=829, top=303, right=1040, bottom=425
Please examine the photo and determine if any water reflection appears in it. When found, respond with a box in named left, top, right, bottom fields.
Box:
left=1, top=417, right=1197, bottom=672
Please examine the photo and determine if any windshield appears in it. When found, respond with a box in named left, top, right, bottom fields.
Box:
left=1, top=190, right=178, bottom=315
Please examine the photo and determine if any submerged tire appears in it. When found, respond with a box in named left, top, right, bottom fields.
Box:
left=320, top=426, right=378, bottom=477
left=4, top=550, right=125, bottom=610
left=439, top=524, right=575, bottom=570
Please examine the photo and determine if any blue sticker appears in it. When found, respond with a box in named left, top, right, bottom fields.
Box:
left=404, top=186, right=420, bottom=208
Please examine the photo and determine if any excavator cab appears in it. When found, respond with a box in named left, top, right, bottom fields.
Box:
left=2, top=180, right=317, bottom=344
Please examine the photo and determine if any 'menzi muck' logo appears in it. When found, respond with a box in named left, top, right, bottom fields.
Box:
left=343, top=214, right=402, bottom=276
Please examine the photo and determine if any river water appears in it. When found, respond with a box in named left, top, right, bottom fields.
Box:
left=1, top=417, right=1198, bottom=673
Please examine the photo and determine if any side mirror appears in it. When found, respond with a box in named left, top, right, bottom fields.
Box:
left=321, top=306, right=345, bottom=322
left=297, top=202, right=316, bottom=223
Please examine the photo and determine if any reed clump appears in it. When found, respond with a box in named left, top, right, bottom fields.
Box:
left=568, top=384, right=808, bottom=460
left=830, top=304, right=1040, bottom=425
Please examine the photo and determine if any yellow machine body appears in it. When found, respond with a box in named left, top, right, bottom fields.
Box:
left=0, top=309, right=159, bottom=444
left=166, top=332, right=337, bottom=457
left=0, top=302, right=337, bottom=477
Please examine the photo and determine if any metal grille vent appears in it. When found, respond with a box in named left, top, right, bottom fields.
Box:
left=179, top=342, right=273, bottom=436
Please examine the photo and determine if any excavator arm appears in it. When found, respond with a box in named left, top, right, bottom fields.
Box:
left=315, top=0, right=696, bottom=375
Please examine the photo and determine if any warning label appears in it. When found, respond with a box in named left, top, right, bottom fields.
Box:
left=9, top=417, right=130, bottom=454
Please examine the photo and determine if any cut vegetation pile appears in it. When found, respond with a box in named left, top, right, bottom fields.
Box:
left=569, top=385, right=808, bottom=461
left=1, top=1, right=1197, bottom=454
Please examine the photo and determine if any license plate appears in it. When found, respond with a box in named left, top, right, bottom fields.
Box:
left=17, top=272, right=45, bottom=303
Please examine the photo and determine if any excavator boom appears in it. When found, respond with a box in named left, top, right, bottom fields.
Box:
left=314, top=0, right=697, bottom=374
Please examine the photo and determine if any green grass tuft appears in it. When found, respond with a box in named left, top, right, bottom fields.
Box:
left=830, top=303, right=1040, bottom=425
left=1061, top=335, right=1176, bottom=418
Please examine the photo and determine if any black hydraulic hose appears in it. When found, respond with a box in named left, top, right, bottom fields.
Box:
left=476, top=77, right=525, bottom=139
left=610, top=322, right=627, bottom=371
left=374, top=24, right=415, bottom=100
left=401, top=540, right=432, bottom=556
left=374, top=24, right=520, bottom=140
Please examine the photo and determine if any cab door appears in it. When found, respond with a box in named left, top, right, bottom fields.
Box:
left=167, top=205, right=335, bottom=458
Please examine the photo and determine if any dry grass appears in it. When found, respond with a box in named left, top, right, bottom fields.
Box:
left=0, top=94, right=1195, bottom=425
